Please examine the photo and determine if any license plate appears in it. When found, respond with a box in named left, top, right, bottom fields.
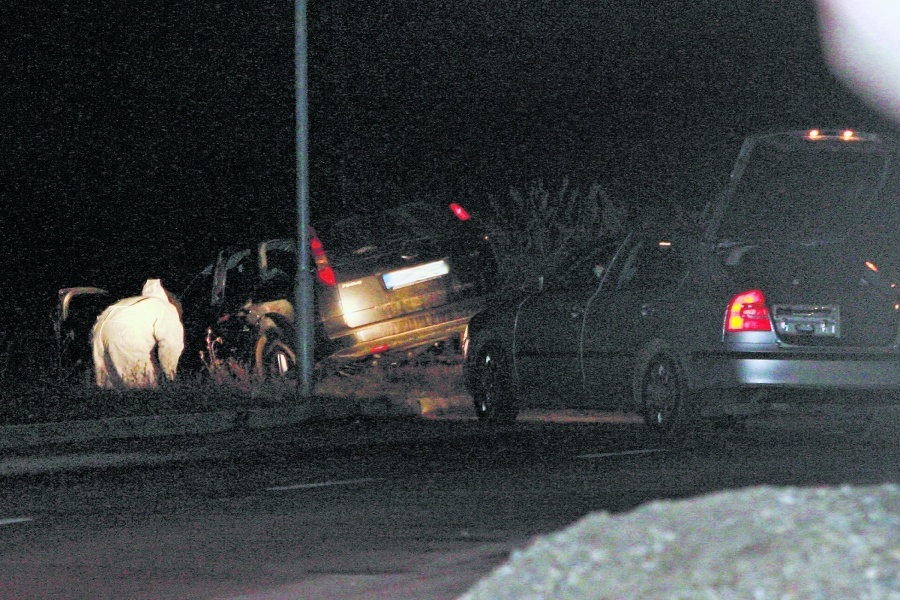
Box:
left=773, top=304, right=840, bottom=337
left=382, top=260, right=449, bottom=290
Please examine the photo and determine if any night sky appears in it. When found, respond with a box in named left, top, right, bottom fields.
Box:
left=3, top=0, right=894, bottom=311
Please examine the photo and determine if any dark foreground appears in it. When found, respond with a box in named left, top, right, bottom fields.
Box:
left=0, top=403, right=897, bottom=599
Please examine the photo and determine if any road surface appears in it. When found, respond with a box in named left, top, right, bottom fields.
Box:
left=0, top=404, right=896, bottom=599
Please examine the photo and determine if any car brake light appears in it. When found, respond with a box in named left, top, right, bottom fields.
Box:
left=370, top=344, right=389, bottom=355
left=309, top=227, right=337, bottom=286
left=317, top=265, right=337, bottom=286
left=726, top=289, right=772, bottom=332
left=449, top=202, right=471, bottom=221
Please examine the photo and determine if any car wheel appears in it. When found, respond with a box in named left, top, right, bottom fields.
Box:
left=472, top=348, right=518, bottom=423
left=638, top=351, right=692, bottom=437
left=255, top=334, right=296, bottom=383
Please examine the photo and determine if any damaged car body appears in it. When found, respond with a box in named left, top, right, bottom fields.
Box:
left=186, top=202, right=496, bottom=380
left=57, top=202, right=496, bottom=384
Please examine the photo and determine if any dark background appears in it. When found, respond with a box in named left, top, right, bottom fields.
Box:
left=2, top=0, right=894, bottom=313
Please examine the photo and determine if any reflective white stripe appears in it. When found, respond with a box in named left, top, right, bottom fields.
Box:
left=382, top=260, right=449, bottom=289
left=0, top=517, right=33, bottom=526
left=266, top=477, right=383, bottom=491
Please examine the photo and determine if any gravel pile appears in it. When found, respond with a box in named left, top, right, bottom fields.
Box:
left=460, top=485, right=899, bottom=600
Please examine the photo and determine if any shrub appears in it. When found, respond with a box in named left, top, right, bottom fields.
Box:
left=480, top=177, right=626, bottom=292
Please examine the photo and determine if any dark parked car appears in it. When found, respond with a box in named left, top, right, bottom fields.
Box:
left=131, top=201, right=492, bottom=382
left=462, top=129, right=900, bottom=435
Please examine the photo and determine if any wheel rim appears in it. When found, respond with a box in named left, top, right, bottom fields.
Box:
left=258, top=337, right=296, bottom=382
left=273, top=349, right=291, bottom=376
left=477, top=353, right=500, bottom=417
left=642, top=356, right=680, bottom=429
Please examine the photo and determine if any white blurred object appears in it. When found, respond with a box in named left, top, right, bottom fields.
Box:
left=816, top=0, right=900, bottom=124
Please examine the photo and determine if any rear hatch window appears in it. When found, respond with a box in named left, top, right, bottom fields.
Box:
left=319, top=205, right=456, bottom=264
left=320, top=213, right=414, bottom=262
left=716, top=135, right=894, bottom=244
left=714, top=132, right=900, bottom=348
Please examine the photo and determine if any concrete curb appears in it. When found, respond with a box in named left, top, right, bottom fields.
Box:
left=0, top=392, right=484, bottom=454
left=0, top=411, right=238, bottom=450
left=0, top=393, right=468, bottom=452
left=0, top=449, right=201, bottom=476
left=242, top=405, right=314, bottom=429
left=0, top=399, right=420, bottom=476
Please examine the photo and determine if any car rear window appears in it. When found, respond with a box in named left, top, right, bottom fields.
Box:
left=318, top=204, right=451, bottom=257
left=717, top=138, right=896, bottom=243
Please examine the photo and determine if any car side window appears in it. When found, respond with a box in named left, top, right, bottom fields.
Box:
left=180, top=265, right=213, bottom=310
left=615, top=238, right=685, bottom=293
left=256, top=246, right=296, bottom=301
left=539, top=236, right=618, bottom=291
left=223, top=251, right=257, bottom=310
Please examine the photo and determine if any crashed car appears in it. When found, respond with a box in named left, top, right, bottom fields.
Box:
left=57, top=202, right=495, bottom=384
left=182, top=202, right=495, bottom=380
left=463, top=129, right=900, bottom=434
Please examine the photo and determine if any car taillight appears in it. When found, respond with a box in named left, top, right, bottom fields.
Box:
left=726, top=289, right=772, bottom=332
left=309, top=227, right=336, bottom=286
left=449, top=202, right=471, bottom=221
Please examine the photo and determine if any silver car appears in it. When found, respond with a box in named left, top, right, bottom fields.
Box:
left=463, top=129, right=900, bottom=436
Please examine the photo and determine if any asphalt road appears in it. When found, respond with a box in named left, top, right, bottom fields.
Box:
left=0, top=405, right=897, bottom=600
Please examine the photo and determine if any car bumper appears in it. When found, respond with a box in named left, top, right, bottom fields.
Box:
left=690, top=351, right=900, bottom=390
left=324, top=301, right=482, bottom=361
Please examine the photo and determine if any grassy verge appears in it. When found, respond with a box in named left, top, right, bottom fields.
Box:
left=315, top=363, right=469, bottom=417
left=0, top=363, right=470, bottom=426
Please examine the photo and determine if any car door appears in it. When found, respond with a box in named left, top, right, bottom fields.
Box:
left=582, top=234, right=688, bottom=408
left=513, top=262, right=605, bottom=409
left=177, top=264, right=215, bottom=374
left=55, top=287, right=111, bottom=382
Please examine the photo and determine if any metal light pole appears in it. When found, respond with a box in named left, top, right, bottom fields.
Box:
left=294, top=0, right=315, bottom=397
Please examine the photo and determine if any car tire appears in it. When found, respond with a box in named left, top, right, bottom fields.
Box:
left=255, top=334, right=296, bottom=383
left=635, top=347, right=696, bottom=439
left=472, top=347, right=518, bottom=424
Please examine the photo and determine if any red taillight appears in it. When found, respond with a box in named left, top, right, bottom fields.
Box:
left=449, top=202, right=471, bottom=221
left=726, top=289, right=772, bottom=332
left=310, top=235, right=326, bottom=259
left=309, top=227, right=336, bottom=287
left=317, top=266, right=336, bottom=287
left=369, top=344, right=389, bottom=355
